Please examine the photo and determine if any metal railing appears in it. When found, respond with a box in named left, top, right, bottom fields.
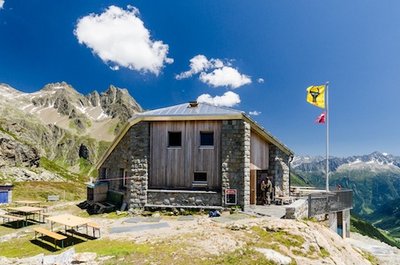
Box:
left=308, top=189, right=353, bottom=217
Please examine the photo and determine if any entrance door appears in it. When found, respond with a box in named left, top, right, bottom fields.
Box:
left=250, top=170, right=256, bottom=204
left=256, top=170, right=269, bottom=205
left=0, top=191, right=8, bottom=203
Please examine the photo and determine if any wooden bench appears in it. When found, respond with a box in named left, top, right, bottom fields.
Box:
left=34, top=227, right=67, bottom=249
left=87, top=222, right=101, bottom=238
left=0, top=214, right=25, bottom=226
left=40, top=213, right=52, bottom=223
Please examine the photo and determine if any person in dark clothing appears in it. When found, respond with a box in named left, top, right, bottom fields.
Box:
left=261, top=180, right=267, bottom=205
left=266, top=177, right=273, bottom=205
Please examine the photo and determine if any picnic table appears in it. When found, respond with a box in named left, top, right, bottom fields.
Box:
left=14, top=200, right=42, bottom=206
left=47, top=214, right=94, bottom=240
left=6, top=206, right=44, bottom=225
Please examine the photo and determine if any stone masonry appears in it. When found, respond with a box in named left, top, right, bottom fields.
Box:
left=221, top=119, right=251, bottom=209
left=268, top=146, right=290, bottom=197
left=147, top=190, right=221, bottom=207
left=128, top=122, right=150, bottom=211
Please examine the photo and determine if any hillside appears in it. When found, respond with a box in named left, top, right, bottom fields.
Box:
left=291, top=152, right=400, bottom=240
left=0, top=82, right=142, bottom=187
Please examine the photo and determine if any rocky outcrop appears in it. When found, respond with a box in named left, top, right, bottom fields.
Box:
left=100, top=85, right=142, bottom=120
left=0, top=131, right=39, bottom=168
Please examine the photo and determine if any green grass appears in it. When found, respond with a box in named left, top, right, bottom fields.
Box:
left=12, top=181, right=86, bottom=202
left=39, top=157, right=82, bottom=181
left=251, top=226, right=305, bottom=248
left=203, top=248, right=278, bottom=265
left=0, top=235, right=56, bottom=258
left=290, top=172, right=309, bottom=187
left=351, top=215, right=400, bottom=249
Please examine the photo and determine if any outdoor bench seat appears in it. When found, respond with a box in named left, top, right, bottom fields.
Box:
left=87, top=222, right=101, bottom=238
left=0, top=214, right=25, bottom=220
left=34, top=227, right=67, bottom=249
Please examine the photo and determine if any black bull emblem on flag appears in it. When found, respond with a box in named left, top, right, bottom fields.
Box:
left=309, top=87, right=320, bottom=103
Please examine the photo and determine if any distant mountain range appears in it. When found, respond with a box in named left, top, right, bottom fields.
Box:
left=292, top=151, right=400, bottom=239
left=0, top=82, right=142, bottom=141
left=292, top=151, right=400, bottom=174
left=0, top=82, right=142, bottom=182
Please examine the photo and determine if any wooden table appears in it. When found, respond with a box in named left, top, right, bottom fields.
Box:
left=47, top=214, right=92, bottom=241
left=7, top=206, right=44, bottom=225
left=14, top=200, right=42, bottom=206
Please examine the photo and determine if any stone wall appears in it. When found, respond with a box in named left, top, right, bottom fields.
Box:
left=99, top=122, right=150, bottom=209
left=221, top=119, right=251, bottom=209
left=285, top=199, right=308, bottom=219
left=128, top=122, right=150, bottom=211
left=100, top=127, right=135, bottom=193
left=268, top=146, right=290, bottom=197
left=147, top=190, right=221, bottom=207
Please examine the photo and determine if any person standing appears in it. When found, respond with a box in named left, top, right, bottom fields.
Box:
left=260, top=180, right=267, bottom=205
left=266, top=177, right=273, bottom=205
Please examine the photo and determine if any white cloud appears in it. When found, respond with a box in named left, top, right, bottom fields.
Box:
left=0, top=1, right=4, bottom=9
left=176, top=55, right=211, bottom=79
left=176, top=54, right=251, bottom=88
left=74, top=5, right=173, bottom=75
left=249, top=111, right=261, bottom=116
left=200, top=66, right=251, bottom=89
left=197, top=91, right=241, bottom=107
left=257, top=78, right=265, bottom=84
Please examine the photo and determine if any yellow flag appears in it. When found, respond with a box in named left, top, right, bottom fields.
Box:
left=306, top=85, right=325, bottom=109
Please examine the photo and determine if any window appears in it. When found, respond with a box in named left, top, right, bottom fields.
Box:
left=100, top=168, right=107, bottom=179
left=168, top=132, right=182, bottom=147
left=200, top=132, right=214, bottom=146
left=194, top=172, right=207, bottom=182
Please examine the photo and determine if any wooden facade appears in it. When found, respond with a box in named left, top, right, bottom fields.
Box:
left=149, top=120, right=222, bottom=190
left=250, top=130, right=269, bottom=170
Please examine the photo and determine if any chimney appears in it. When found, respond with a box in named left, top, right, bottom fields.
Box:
left=188, top=101, right=199, bottom=108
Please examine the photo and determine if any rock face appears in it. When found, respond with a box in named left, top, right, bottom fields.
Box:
left=0, top=132, right=39, bottom=168
left=0, top=81, right=143, bottom=182
left=0, top=82, right=143, bottom=141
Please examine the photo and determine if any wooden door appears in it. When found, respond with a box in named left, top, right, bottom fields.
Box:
left=250, top=170, right=256, bottom=204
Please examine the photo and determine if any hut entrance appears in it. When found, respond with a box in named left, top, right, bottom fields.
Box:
left=255, top=170, right=272, bottom=205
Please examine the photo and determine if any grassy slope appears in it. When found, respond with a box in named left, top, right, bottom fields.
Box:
left=290, top=172, right=309, bottom=187
left=350, top=215, right=400, bottom=249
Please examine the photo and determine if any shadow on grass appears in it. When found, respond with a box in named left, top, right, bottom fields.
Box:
left=1, top=220, right=37, bottom=229
left=31, top=229, right=99, bottom=251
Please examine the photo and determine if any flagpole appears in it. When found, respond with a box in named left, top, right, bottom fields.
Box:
left=325, top=81, right=330, bottom=192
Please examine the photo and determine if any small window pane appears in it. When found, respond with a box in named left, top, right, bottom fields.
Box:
left=200, top=132, right=214, bottom=146
left=194, top=172, right=207, bottom=182
left=168, top=132, right=182, bottom=147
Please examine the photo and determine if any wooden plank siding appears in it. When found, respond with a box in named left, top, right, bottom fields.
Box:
left=149, top=121, right=221, bottom=189
left=250, top=130, right=269, bottom=170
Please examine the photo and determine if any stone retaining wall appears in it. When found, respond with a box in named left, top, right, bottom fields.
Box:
left=285, top=199, right=308, bottom=219
left=147, top=190, right=221, bottom=206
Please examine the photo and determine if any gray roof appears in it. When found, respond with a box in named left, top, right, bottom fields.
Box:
left=138, top=102, right=243, bottom=117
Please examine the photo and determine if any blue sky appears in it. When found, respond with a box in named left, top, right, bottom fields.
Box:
left=0, top=0, right=399, bottom=157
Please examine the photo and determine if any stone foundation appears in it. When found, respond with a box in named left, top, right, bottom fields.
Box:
left=147, top=190, right=221, bottom=206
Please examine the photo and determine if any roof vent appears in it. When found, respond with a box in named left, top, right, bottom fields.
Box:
left=188, top=101, right=199, bottom=108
